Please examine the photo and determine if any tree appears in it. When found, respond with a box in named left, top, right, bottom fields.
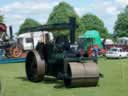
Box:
left=47, top=2, right=80, bottom=37
left=18, top=18, right=41, bottom=35
left=80, top=14, right=108, bottom=38
left=114, top=5, right=128, bottom=37
left=0, top=15, right=3, bottom=23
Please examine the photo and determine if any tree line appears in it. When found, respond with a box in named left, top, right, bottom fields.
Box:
left=0, top=2, right=128, bottom=38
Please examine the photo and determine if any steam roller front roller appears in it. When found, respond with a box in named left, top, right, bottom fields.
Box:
left=64, top=61, right=100, bottom=87
left=25, top=50, right=45, bottom=82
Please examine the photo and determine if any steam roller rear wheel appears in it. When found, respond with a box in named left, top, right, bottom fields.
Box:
left=64, top=61, right=100, bottom=87
left=25, top=50, right=45, bottom=82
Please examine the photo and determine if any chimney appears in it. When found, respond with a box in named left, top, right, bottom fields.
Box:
left=9, top=26, right=13, bottom=40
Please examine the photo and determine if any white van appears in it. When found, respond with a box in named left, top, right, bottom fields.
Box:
left=17, top=31, right=54, bottom=51
left=101, top=38, right=114, bottom=45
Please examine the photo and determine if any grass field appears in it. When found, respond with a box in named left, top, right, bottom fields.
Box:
left=0, top=58, right=128, bottom=96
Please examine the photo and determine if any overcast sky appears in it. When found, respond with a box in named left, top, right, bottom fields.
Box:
left=0, top=0, right=127, bottom=34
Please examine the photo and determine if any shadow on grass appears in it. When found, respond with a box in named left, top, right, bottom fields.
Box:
left=15, top=77, right=28, bottom=81
left=43, top=76, right=58, bottom=84
left=54, top=84, right=100, bottom=89
left=54, top=84, right=65, bottom=89
left=41, top=76, right=65, bottom=88
left=15, top=76, right=65, bottom=88
left=15, top=76, right=58, bottom=83
left=15, top=76, right=99, bottom=89
left=105, top=57, right=127, bottom=60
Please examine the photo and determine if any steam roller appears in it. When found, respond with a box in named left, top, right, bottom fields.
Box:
left=25, top=17, right=100, bottom=87
left=25, top=35, right=100, bottom=87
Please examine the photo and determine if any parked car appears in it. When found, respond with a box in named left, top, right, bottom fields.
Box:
left=105, top=47, right=128, bottom=58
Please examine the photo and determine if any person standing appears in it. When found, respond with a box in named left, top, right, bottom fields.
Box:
left=102, top=39, right=106, bottom=49
left=92, top=46, right=99, bottom=64
left=92, top=46, right=104, bottom=77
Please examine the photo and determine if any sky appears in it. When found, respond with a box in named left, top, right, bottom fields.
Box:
left=0, top=0, right=127, bottom=34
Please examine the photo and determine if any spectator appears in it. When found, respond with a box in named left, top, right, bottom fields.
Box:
left=92, top=46, right=99, bottom=64
left=102, top=39, right=106, bottom=49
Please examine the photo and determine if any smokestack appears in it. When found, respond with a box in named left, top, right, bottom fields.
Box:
left=9, top=26, right=13, bottom=40
left=69, top=17, right=77, bottom=44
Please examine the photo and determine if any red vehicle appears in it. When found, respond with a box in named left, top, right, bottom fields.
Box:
left=0, top=23, right=24, bottom=58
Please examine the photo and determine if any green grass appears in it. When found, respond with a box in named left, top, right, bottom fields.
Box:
left=0, top=58, right=128, bottom=96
